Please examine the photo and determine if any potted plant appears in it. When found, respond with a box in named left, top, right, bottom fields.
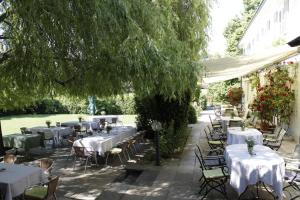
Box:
left=245, top=137, right=255, bottom=155
left=241, top=121, right=246, bottom=131
left=45, top=120, right=51, bottom=128
left=227, top=87, right=243, bottom=107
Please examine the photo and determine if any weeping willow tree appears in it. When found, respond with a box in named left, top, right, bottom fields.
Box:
left=0, top=0, right=209, bottom=153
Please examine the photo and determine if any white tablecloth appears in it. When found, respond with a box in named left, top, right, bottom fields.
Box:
left=29, top=126, right=73, bottom=141
left=0, top=163, right=47, bottom=200
left=89, top=115, right=118, bottom=123
left=225, top=144, right=285, bottom=199
left=73, top=126, right=136, bottom=155
left=61, top=121, right=100, bottom=130
left=227, top=127, right=263, bottom=145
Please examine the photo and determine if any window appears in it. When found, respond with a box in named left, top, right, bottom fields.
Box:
left=284, top=0, right=289, bottom=12
left=267, top=20, right=271, bottom=30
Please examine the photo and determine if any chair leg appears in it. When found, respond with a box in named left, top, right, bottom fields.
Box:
left=118, top=153, right=123, bottom=164
left=73, top=156, right=77, bottom=170
left=84, top=158, right=89, bottom=174
left=105, top=152, right=110, bottom=166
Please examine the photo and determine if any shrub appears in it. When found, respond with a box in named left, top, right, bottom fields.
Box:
left=95, top=99, right=122, bottom=115
left=187, top=105, right=197, bottom=124
left=135, top=91, right=191, bottom=158
left=199, top=94, right=207, bottom=110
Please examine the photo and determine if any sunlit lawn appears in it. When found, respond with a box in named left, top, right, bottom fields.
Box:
left=0, top=114, right=137, bottom=135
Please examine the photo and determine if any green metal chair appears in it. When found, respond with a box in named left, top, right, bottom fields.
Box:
left=195, top=144, right=224, bottom=169
left=264, top=128, right=286, bottom=151
left=203, top=127, right=224, bottom=150
left=23, top=176, right=59, bottom=200
left=195, top=150, right=229, bottom=200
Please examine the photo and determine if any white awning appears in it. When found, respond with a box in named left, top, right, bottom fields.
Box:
left=202, top=45, right=300, bottom=84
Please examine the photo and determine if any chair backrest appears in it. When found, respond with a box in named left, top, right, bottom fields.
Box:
left=100, top=118, right=106, bottom=125
left=277, top=129, right=286, bottom=141
left=111, top=117, right=118, bottom=123
left=3, top=154, right=16, bottom=164
left=73, top=146, right=87, bottom=157
left=203, top=127, right=212, bottom=140
left=39, top=158, right=54, bottom=171
left=273, top=126, right=282, bottom=137
left=20, top=127, right=27, bottom=134
left=194, top=150, right=205, bottom=170
left=38, top=131, right=53, bottom=140
left=209, top=115, right=214, bottom=125
left=46, top=176, right=60, bottom=198
left=196, top=144, right=205, bottom=161
left=293, top=144, right=300, bottom=159
left=229, top=120, right=241, bottom=127
left=74, top=125, right=81, bottom=132
left=223, top=109, right=234, bottom=117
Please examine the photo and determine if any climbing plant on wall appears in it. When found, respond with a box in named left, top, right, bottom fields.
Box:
left=251, top=65, right=295, bottom=126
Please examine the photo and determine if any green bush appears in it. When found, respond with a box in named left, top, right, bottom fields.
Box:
left=135, top=91, right=191, bottom=158
left=57, top=96, right=87, bottom=114
left=199, top=94, right=207, bottom=110
left=95, top=99, right=122, bottom=114
left=188, top=105, right=197, bottom=124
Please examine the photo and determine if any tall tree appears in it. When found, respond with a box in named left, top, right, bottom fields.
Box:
left=223, top=0, right=261, bottom=56
left=0, top=1, right=209, bottom=152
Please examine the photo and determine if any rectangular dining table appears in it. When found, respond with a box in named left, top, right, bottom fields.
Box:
left=73, top=126, right=136, bottom=155
left=0, top=163, right=47, bottom=200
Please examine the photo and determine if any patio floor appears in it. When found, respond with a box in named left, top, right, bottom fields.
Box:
left=43, top=110, right=298, bottom=199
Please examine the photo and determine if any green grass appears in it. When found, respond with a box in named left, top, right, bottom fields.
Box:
left=0, top=114, right=137, bottom=135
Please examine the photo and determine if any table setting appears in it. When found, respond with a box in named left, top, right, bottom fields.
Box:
left=0, top=163, right=48, bottom=200
left=224, top=143, right=285, bottom=199
left=227, top=126, right=263, bottom=145
left=73, top=126, right=136, bottom=155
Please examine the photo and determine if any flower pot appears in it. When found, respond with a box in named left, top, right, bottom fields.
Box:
left=260, top=121, right=269, bottom=131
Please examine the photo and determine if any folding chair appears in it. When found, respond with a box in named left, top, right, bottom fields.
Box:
left=264, top=129, right=286, bottom=151
left=195, top=150, right=228, bottom=200
left=284, top=144, right=300, bottom=199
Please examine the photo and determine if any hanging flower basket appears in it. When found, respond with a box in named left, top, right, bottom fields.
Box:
left=226, top=87, right=243, bottom=106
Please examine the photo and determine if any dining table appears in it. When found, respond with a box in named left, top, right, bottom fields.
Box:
left=227, top=127, right=263, bottom=145
left=29, top=126, right=73, bottom=142
left=2, top=134, right=41, bottom=151
left=89, top=115, right=118, bottom=123
left=61, top=121, right=100, bottom=131
left=224, top=144, right=285, bottom=199
left=73, top=126, right=136, bottom=155
left=0, top=163, right=47, bottom=200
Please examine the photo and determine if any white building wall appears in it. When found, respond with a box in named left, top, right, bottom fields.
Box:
left=239, top=0, right=300, bottom=55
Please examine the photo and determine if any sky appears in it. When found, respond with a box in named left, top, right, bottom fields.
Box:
left=207, top=0, right=244, bottom=56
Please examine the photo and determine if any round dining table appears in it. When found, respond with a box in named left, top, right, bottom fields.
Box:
left=224, top=144, right=285, bottom=199
left=227, top=127, right=263, bottom=145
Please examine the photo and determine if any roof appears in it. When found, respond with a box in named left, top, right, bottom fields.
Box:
left=202, top=44, right=300, bottom=84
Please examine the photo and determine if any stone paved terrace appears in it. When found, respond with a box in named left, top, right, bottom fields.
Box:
left=43, top=110, right=298, bottom=199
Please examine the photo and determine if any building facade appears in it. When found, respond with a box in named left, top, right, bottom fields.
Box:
left=238, top=0, right=300, bottom=142
left=239, top=0, right=300, bottom=55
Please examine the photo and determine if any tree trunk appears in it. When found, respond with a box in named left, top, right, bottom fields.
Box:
left=0, top=121, right=5, bottom=155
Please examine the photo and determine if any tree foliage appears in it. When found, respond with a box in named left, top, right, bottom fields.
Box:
left=0, top=0, right=209, bottom=109
left=208, top=78, right=240, bottom=103
left=223, top=0, right=261, bottom=56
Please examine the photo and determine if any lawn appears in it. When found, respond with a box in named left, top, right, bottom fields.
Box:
left=0, top=114, right=137, bottom=135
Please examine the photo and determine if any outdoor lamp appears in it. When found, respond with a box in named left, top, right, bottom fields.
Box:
left=151, top=120, right=162, bottom=166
